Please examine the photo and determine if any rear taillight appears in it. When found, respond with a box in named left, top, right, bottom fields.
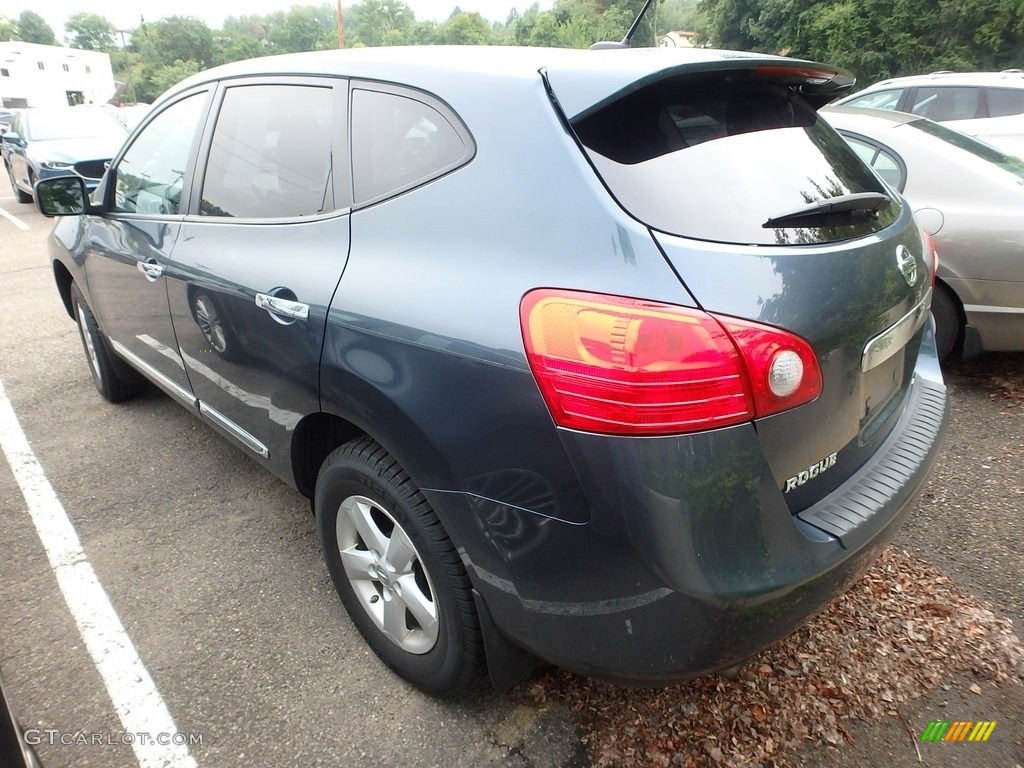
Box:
left=520, top=290, right=822, bottom=436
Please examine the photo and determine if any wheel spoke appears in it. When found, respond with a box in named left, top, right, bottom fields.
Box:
left=334, top=491, right=442, bottom=655
left=383, top=526, right=417, bottom=572
left=339, top=546, right=375, bottom=581
left=344, top=498, right=389, bottom=556
left=397, top=573, right=438, bottom=642
left=381, top=592, right=410, bottom=643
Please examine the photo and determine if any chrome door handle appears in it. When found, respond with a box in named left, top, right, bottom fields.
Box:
left=255, top=293, right=309, bottom=321
left=137, top=260, right=164, bottom=280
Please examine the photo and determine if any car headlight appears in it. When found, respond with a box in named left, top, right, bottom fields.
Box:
left=40, top=160, right=75, bottom=169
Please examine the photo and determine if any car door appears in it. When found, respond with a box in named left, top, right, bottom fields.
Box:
left=163, top=78, right=351, bottom=476
left=81, top=89, right=211, bottom=404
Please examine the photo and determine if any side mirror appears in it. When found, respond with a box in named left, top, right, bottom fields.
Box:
left=0, top=131, right=19, bottom=143
left=35, top=176, right=89, bottom=217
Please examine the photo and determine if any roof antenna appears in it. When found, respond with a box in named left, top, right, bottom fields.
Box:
left=590, top=0, right=657, bottom=50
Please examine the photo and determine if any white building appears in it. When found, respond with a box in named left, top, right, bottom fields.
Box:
left=0, top=41, right=116, bottom=108
left=658, top=31, right=697, bottom=48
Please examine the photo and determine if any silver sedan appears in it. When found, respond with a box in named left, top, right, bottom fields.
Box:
left=824, top=105, right=1024, bottom=360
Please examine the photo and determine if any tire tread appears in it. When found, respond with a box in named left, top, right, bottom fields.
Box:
left=71, top=283, right=146, bottom=403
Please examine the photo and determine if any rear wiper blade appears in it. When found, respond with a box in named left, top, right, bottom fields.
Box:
left=763, top=192, right=890, bottom=228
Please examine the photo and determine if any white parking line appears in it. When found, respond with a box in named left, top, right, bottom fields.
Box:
left=0, top=380, right=198, bottom=768
left=0, top=205, right=29, bottom=231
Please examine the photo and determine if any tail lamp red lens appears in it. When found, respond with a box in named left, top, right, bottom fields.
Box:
left=520, top=290, right=822, bottom=436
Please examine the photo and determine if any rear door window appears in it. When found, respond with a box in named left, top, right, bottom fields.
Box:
left=199, top=82, right=341, bottom=219
left=350, top=84, right=474, bottom=206
left=985, top=87, right=1024, bottom=117
left=908, top=86, right=980, bottom=121
left=573, top=73, right=899, bottom=246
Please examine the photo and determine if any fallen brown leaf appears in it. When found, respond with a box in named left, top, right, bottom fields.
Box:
left=510, top=547, right=1024, bottom=768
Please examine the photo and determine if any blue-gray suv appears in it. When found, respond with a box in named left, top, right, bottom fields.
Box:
left=37, top=46, right=948, bottom=696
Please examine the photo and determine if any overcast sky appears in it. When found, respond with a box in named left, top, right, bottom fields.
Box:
left=12, top=1, right=554, bottom=38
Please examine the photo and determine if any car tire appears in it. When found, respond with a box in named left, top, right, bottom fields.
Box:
left=931, top=283, right=962, bottom=362
left=6, top=165, right=31, bottom=204
left=71, top=283, right=146, bottom=402
left=315, top=437, right=485, bottom=696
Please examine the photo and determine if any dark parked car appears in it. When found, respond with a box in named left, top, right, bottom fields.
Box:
left=3, top=106, right=127, bottom=203
left=37, top=46, right=948, bottom=696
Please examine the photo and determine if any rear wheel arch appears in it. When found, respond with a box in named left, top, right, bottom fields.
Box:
left=291, top=402, right=460, bottom=504
left=291, top=412, right=366, bottom=499
left=299, top=360, right=467, bottom=498
left=290, top=398, right=479, bottom=577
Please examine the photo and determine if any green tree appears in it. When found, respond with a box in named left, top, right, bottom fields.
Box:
left=0, top=15, right=19, bottom=42
left=435, top=11, right=495, bottom=44
left=222, top=14, right=274, bottom=41
left=406, top=19, right=442, bottom=44
left=695, top=0, right=760, bottom=49
left=212, top=32, right=269, bottom=65
left=508, top=0, right=637, bottom=48
left=18, top=10, right=57, bottom=45
left=151, top=59, right=201, bottom=94
left=137, top=16, right=215, bottom=68
left=698, top=0, right=1024, bottom=86
left=346, top=0, right=416, bottom=47
left=269, top=5, right=336, bottom=52
left=657, top=0, right=702, bottom=32
left=65, top=12, right=116, bottom=51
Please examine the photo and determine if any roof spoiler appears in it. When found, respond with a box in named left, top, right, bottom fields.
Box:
left=590, top=0, right=657, bottom=49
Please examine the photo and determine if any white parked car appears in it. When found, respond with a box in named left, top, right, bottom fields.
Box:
left=824, top=105, right=1024, bottom=361
left=833, top=71, right=1024, bottom=157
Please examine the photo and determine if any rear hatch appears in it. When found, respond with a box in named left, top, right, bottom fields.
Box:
left=547, top=54, right=933, bottom=511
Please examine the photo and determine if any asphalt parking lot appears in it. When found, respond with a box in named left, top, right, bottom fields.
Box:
left=1, top=181, right=1021, bottom=768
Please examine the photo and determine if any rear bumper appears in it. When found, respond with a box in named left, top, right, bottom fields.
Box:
left=452, top=328, right=948, bottom=684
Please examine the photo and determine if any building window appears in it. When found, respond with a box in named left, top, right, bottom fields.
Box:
left=85, top=66, right=91, bottom=74
left=0, top=68, right=9, bottom=77
left=63, top=63, right=70, bottom=72
left=38, top=61, right=45, bottom=70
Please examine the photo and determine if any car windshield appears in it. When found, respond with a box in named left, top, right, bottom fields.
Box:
left=907, top=118, right=1024, bottom=183
left=26, top=109, right=125, bottom=141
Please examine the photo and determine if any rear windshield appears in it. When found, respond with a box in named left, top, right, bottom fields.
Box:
left=573, top=73, right=900, bottom=246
